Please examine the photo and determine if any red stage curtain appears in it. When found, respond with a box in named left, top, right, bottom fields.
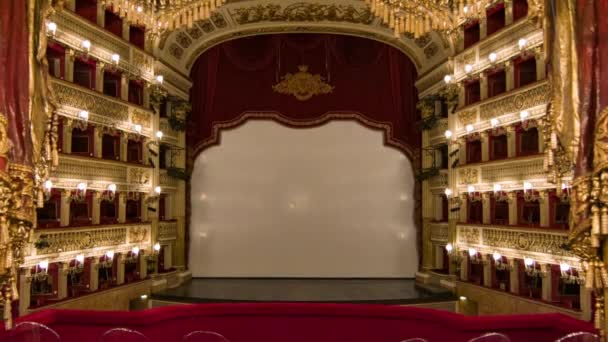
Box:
left=188, top=34, right=420, bottom=161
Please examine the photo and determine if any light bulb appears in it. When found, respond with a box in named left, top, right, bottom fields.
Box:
left=523, top=182, right=533, bottom=191
left=520, top=110, right=529, bottom=120
left=464, top=64, right=473, bottom=74
left=468, top=248, right=477, bottom=257
left=524, top=257, right=534, bottom=267
left=493, top=183, right=502, bottom=192
left=463, top=5, right=469, bottom=13
left=137, top=6, right=143, bottom=13
left=132, top=246, right=140, bottom=255
left=39, top=260, right=49, bottom=270
left=111, top=54, right=120, bottom=64
left=156, top=131, right=163, bottom=139
left=134, top=124, right=142, bottom=133
left=445, top=243, right=453, bottom=253
left=154, top=186, right=161, bottom=194
left=106, top=250, right=114, bottom=260
left=444, top=75, right=453, bottom=84
left=488, top=52, right=497, bottom=63
left=155, top=75, right=164, bottom=84
left=76, top=254, right=85, bottom=264
left=44, top=180, right=53, bottom=190
left=467, top=185, right=475, bottom=193
left=108, top=183, right=117, bottom=192
left=81, top=39, right=91, bottom=51
left=561, top=182, right=568, bottom=190
left=490, top=118, right=499, bottom=127
left=560, top=263, right=571, bottom=272
left=518, top=38, right=528, bottom=50
left=465, top=124, right=474, bottom=133
left=47, top=21, right=57, bottom=35
left=77, top=182, right=87, bottom=191
left=493, top=252, right=502, bottom=261
left=154, top=242, right=161, bottom=251
left=79, top=110, right=89, bottom=120
left=444, top=188, right=453, bottom=197
left=444, top=130, right=453, bottom=139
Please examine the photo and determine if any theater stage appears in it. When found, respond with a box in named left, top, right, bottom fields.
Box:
left=149, top=279, right=457, bottom=310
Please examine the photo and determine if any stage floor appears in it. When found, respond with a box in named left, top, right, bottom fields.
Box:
left=150, top=278, right=456, bottom=305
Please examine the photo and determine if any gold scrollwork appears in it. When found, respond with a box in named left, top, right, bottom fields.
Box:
left=272, top=65, right=334, bottom=101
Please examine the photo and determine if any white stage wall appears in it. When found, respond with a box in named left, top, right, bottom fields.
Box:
left=189, top=120, right=418, bottom=277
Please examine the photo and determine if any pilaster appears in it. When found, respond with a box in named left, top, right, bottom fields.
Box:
left=19, top=268, right=31, bottom=316
left=540, top=264, right=552, bottom=301
left=143, top=84, right=151, bottom=109
left=482, top=192, right=491, bottom=224
left=539, top=191, right=550, bottom=227
left=116, top=254, right=125, bottom=285
left=535, top=50, right=546, bottom=81
left=509, top=259, right=519, bottom=295
left=57, top=263, right=68, bottom=300
left=122, top=21, right=130, bottom=41
left=508, top=191, right=518, bottom=225
left=458, top=138, right=467, bottom=166
left=139, top=253, right=148, bottom=279
left=505, top=60, right=514, bottom=92
left=581, top=286, right=593, bottom=321
left=483, top=254, right=493, bottom=287
left=481, top=131, right=489, bottom=162
left=89, top=257, right=99, bottom=291
left=95, top=62, right=104, bottom=93
left=459, top=194, right=468, bottom=223
left=505, top=0, right=514, bottom=25
left=506, top=126, right=516, bottom=158
left=460, top=253, right=469, bottom=281
left=163, top=243, right=173, bottom=270
left=96, top=1, right=105, bottom=27
left=118, top=192, right=126, bottom=223
left=479, top=17, right=487, bottom=40
left=92, top=191, right=101, bottom=225
left=120, top=74, right=129, bottom=102
left=65, top=0, right=75, bottom=11
left=62, top=119, right=73, bottom=154
left=119, top=134, right=128, bottom=162
left=93, top=126, right=102, bottom=158
left=60, top=189, right=71, bottom=227
left=65, top=48, right=74, bottom=82
left=480, top=73, right=488, bottom=101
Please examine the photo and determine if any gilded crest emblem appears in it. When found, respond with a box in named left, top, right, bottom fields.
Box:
left=272, top=65, right=334, bottom=101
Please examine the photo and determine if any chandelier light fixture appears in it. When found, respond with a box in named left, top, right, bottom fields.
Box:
left=104, top=0, right=227, bottom=37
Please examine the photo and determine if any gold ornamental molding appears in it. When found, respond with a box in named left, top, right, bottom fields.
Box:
left=272, top=65, right=334, bottom=101
left=457, top=110, right=476, bottom=126
left=458, top=168, right=478, bottom=184
left=479, top=82, right=550, bottom=121
left=230, top=3, right=373, bottom=25
left=52, top=81, right=129, bottom=121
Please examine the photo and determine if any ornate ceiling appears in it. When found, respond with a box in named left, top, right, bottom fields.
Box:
left=153, top=0, right=453, bottom=77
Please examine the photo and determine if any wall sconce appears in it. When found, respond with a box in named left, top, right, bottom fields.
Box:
left=560, top=263, right=584, bottom=284
left=101, top=183, right=117, bottom=202
left=444, top=130, right=453, bottom=140
left=43, top=180, right=53, bottom=201
left=467, top=185, right=482, bottom=202
left=156, top=131, right=163, bottom=140
left=74, top=110, right=89, bottom=130
left=444, top=188, right=453, bottom=197
left=126, top=246, right=140, bottom=264
left=33, top=260, right=50, bottom=282
left=154, top=186, right=162, bottom=195
left=81, top=39, right=91, bottom=53
left=69, top=182, right=88, bottom=202
left=155, top=75, right=164, bottom=85
left=111, top=53, right=120, bottom=65
left=518, top=38, right=528, bottom=51
left=100, top=250, right=114, bottom=268
left=558, top=182, right=571, bottom=203
left=446, top=243, right=463, bottom=272
left=523, top=182, right=539, bottom=202
left=153, top=242, right=161, bottom=254
left=465, top=124, right=474, bottom=134
left=68, top=254, right=85, bottom=275
left=490, top=118, right=500, bottom=128
left=524, top=257, right=544, bottom=278
left=134, top=124, right=142, bottom=134
left=46, top=21, right=57, bottom=37
left=520, top=110, right=529, bottom=121
left=493, top=252, right=511, bottom=271
left=488, top=52, right=497, bottom=64
left=444, top=75, right=453, bottom=84
left=468, top=248, right=483, bottom=264
left=464, top=64, right=473, bottom=74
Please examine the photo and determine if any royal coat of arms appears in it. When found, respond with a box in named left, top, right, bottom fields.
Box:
left=272, top=65, right=334, bottom=101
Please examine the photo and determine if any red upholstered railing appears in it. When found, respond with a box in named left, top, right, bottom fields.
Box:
left=1, top=303, right=596, bottom=342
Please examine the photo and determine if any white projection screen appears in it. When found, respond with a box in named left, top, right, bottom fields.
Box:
left=189, top=120, right=418, bottom=278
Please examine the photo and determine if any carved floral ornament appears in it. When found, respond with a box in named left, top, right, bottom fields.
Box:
left=272, top=65, right=334, bottom=101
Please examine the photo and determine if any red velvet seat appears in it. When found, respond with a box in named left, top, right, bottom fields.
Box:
left=1, top=303, right=596, bottom=342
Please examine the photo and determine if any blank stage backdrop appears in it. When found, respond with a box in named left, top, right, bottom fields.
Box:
left=189, top=120, right=418, bottom=277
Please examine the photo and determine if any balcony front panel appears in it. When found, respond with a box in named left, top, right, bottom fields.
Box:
left=158, top=221, right=178, bottom=241
left=429, top=118, right=448, bottom=145
left=430, top=222, right=449, bottom=243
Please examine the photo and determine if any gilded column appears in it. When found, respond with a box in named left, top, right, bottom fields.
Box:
left=480, top=73, right=488, bottom=102
left=65, top=48, right=74, bottom=83
left=143, top=84, right=151, bottom=109
left=120, top=74, right=129, bottom=102
left=580, top=286, right=593, bottom=321
left=89, top=257, right=99, bottom=291
left=141, top=193, right=149, bottom=222
left=539, top=191, right=550, bottom=227
left=164, top=243, right=173, bottom=270
left=460, top=252, right=469, bottom=281
left=139, top=252, right=148, bottom=279
left=60, top=189, right=70, bottom=227
left=93, top=126, right=102, bottom=158
left=18, top=268, right=31, bottom=316
left=507, top=192, right=518, bottom=225
left=483, top=254, right=492, bottom=287
left=504, top=0, right=514, bottom=26
left=173, top=131, right=187, bottom=268
left=458, top=138, right=467, bottom=166
left=122, top=20, right=130, bottom=42
left=92, top=191, right=101, bottom=225
left=57, top=263, right=68, bottom=300
left=506, top=126, right=516, bottom=158
left=481, top=131, right=489, bottom=162
left=509, top=258, right=519, bottom=295
left=116, top=254, right=125, bottom=285
left=505, top=60, right=514, bottom=92
left=96, top=0, right=105, bottom=27
left=62, top=119, right=73, bottom=154
left=479, top=17, right=487, bottom=41
left=540, top=264, right=552, bottom=301
left=482, top=192, right=491, bottom=224
left=95, top=62, right=104, bottom=93
left=119, top=133, right=128, bottom=162
left=535, top=49, right=546, bottom=81
left=65, top=0, right=75, bottom=11
left=118, top=192, right=126, bottom=223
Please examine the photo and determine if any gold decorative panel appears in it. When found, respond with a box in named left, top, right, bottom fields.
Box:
left=458, top=168, right=478, bottom=184
left=479, top=83, right=550, bottom=120
left=158, top=221, right=178, bottom=241
left=131, top=110, right=152, bottom=128
left=230, top=3, right=373, bottom=25
left=53, top=82, right=129, bottom=121
left=430, top=223, right=448, bottom=242
left=36, top=227, right=127, bottom=255
left=458, top=111, right=476, bottom=126
left=480, top=156, right=545, bottom=183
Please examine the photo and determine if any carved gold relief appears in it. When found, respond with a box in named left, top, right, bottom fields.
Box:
left=131, top=110, right=152, bottom=128
left=273, top=65, right=333, bottom=101
left=52, top=82, right=129, bottom=121
left=458, top=110, right=476, bottom=126
left=231, top=3, right=373, bottom=25
left=128, top=226, right=148, bottom=244
left=479, top=83, right=550, bottom=120
left=35, top=227, right=127, bottom=255
left=458, top=168, right=478, bottom=184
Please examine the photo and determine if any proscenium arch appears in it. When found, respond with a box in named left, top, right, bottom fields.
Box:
left=154, top=0, right=452, bottom=75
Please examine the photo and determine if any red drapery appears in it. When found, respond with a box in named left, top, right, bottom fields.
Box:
left=188, top=34, right=420, bottom=161
left=0, top=0, right=31, bottom=169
